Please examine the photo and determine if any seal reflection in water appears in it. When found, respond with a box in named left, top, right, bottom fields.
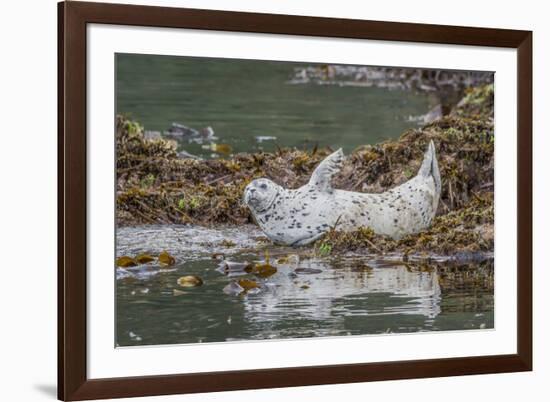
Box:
left=243, top=141, right=441, bottom=246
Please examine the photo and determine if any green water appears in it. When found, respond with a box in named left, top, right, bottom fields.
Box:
left=116, top=225, right=493, bottom=346
left=116, top=54, right=436, bottom=157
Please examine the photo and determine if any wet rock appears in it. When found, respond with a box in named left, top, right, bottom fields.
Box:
left=295, top=268, right=323, bottom=275
left=289, top=65, right=493, bottom=93
left=408, top=104, right=443, bottom=125
left=177, top=150, right=201, bottom=160
left=173, top=289, right=187, bottom=296
left=216, top=260, right=253, bottom=277
left=164, top=123, right=196, bottom=137
left=143, top=130, right=162, bottom=140
left=223, top=281, right=245, bottom=296
left=255, top=136, right=277, bottom=143
left=165, top=123, right=216, bottom=144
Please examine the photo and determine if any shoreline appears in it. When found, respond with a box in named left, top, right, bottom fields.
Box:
left=116, top=84, right=494, bottom=257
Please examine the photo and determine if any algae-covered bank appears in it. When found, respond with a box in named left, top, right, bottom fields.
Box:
left=115, top=54, right=494, bottom=347
left=116, top=84, right=494, bottom=258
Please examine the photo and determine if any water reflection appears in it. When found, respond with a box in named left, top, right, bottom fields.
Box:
left=116, top=225, right=493, bottom=346
left=241, top=260, right=441, bottom=323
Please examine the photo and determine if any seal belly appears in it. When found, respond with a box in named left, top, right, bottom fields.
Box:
left=254, top=188, right=336, bottom=245
left=334, top=175, right=438, bottom=239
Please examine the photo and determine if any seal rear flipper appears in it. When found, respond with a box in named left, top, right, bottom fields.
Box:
left=418, top=140, right=441, bottom=196
left=308, top=148, right=344, bottom=193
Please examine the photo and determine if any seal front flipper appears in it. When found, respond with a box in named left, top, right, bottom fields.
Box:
left=290, top=231, right=326, bottom=247
left=308, top=148, right=344, bottom=193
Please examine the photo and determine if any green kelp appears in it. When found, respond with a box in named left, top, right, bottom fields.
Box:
left=116, top=84, right=494, bottom=256
left=158, top=250, right=176, bottom=267
left=452, top=84, right=494, bottom=120
left=116, top=115, right=332, bottom=226
left=116, top=256, right=137, bottom=268
left=135, top=253, right=155, bottom=264
left=177, top=275, right=204, bottom=287
left=115, top=251, right=177, bottom=268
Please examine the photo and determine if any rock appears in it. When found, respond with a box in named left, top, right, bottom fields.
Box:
left=223, top=281, right=245, bottom=296
left=164, top=123, right=216, bottom=144
left=216, top=260, right=253, bottom=277
left=165, top=122, right=199, bottom=137
left=177, top=150, right=201, bottom=159
left=255, top=136, right=277, bottom=143
left=143, top=130, right=162, bottom=140
left=423, top=104, right=443, bottom=123
left=295, top=268, right=322, bottom=275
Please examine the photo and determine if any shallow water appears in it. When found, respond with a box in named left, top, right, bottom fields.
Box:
left=116, top=55, right=437, bottom=158
left=116, top=225, right=494, bottom=346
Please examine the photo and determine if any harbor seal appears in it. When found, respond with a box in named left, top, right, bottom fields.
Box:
left=244, top=141, right=441, bottom=246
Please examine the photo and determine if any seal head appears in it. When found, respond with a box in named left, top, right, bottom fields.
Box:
left=244, top=178, right=280, bottom=213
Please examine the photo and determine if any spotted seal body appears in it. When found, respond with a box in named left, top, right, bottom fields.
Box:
left=244, top=141, right=441, bottom=246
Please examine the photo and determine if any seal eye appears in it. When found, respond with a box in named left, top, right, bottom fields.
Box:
left=260, top=183, right=267, bottom=190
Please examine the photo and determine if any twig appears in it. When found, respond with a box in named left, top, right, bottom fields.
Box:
left=275, top=142, right=284, bottom=156
left=439, top=198, right=451, bottom=212
left=331, top=215, right=343, bottom=231
left=206, top=174, right=232, bottom=186
left=363, top=237, right=383, bottom=254
left=134, top=199, right=168, bottom=224
left=131, top=207, right=156, bottom=224
left=117, top=161, right=146, bottom=174
left=448, top=180, right=454, bottom=209
left=352, top=171, right=370, bottom=190
left=311, top=143, right=318, bottom=156
left=479, top=182, right=494, bottom=189
left=384, top=148, right=392, bottom=170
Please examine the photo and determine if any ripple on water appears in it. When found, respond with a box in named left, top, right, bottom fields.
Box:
left=115, top=224, right=494, bottom=346
left=117, top=224, right=264, bottom=259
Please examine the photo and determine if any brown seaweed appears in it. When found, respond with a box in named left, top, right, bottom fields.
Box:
left=115, top=84, right=495, bottom=256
